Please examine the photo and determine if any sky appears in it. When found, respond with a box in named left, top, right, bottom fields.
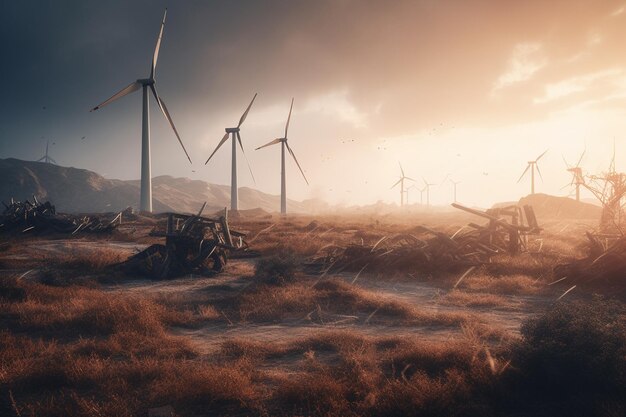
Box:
left=2, top=0, right=626, bottom=208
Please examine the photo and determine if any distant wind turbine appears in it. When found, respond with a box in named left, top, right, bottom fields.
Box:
left=205, top=94, right=258, bottom=211
left=89, top=9, right=191, bottom=213
left=563, top=149, right=585, bottom=201
left=37, top=140, right=57, bottom=164
left=517, top=150, right=548, bottom=195
left=419, top=185, right=427, bottom=205
left=255, top=98, right=308, bottom=215
left=422, top=177, right=436, bottom=208
left=391, top=163, right=414, bottom=207
left=449, top=178, right=461, bottom=203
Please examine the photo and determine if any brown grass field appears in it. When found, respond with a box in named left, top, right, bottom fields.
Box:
left=1, top=212, right=625, bottom=417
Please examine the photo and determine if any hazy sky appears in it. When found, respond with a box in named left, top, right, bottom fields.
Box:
left=2, top=0, right=626, bottom=207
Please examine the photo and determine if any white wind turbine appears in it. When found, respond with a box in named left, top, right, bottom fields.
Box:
left=517, top=150, right=548, bottom=195
left=255, top=98, right=309, bottom=215
left=205, top=94, right=258, bottom=211
left=90, top=9, right=191, bottom=213
left=391, top=163, right=414, bottom=207
left=37, top=140, right=57, bottom=165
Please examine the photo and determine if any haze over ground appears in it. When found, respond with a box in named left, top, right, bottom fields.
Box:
left=1, top=0, right=626, bottom=208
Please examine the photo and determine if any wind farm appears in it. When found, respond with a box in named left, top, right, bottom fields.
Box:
left=3, top=2, right=626, bottom=417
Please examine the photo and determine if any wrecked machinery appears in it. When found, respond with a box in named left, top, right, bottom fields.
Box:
left=310, top=203, right=542, bottom=274
left=0, top=197, right=121, bottom=235
left=120, top=205, right=251, bottom=279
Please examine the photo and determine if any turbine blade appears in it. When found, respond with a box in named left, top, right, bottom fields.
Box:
left=150, top=85, right=192, bottom=163
left=236, top=131, right=256, bottom=184
left=440, top=173, right=450, bottom=187
left=562, top=155, right=571, bottom=169
left=576, top=149, right=585, bottom=167
left=517, top=164, right=531, bottom=183
left=399, top=162, right=405, bottom=177
left=286, top=142, right=308, bottom=185
left=284, top=98, right=294, bottom=138
left=255, top=138, right=282, bottom=150
left=151, top=9, right=167, bottom=79
left=37, top=156, right=45, bottom=162
left=205, top=132, right=230, bottom=164
left=536, top=163, right=544, bottom=181
left=90, top=81, right=141, bottom=111
left=237, top=93, right=257, bottom=128
left=390, top=178, right=402, bottom=189
left=404, top=176, right=415, bottom=182
left=49, top=157, right=57, bottom=165
left=535, top=149, right=548, bottom=162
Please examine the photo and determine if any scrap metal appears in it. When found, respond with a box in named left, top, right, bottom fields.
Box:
left=119, top=204, right=255, bottom=279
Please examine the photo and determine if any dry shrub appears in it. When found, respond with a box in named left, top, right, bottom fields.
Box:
left=254, top=250, right=301, bottom=285
left=512, top=296, right=626, bottom=416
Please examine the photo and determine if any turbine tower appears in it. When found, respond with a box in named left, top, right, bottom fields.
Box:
left=406, top=184, right=417, bottom=205
left=419, top=185, right=427, bottom=205
left=255, top=98, right=308, bottom=215
left=206, top=94, right=258, bottom=211
left=391, top=163, right=414, bottom=207
left=422, top=178, right=435, bottom=208
left=90, top=9, right=191, bottom=213
left=563, top=149, right=585, bottom=201
left=37, top=140, right=57, bottom=164
left=517, top=150, right=548, bottom=195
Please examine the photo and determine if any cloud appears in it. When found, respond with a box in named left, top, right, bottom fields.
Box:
left=611, top=5, right=625, bottom=16
left=533, top=68, right=623, bottom=103
left=493, top=43, right=547, bottom=90
left=304, top=90, right=369, bottom=129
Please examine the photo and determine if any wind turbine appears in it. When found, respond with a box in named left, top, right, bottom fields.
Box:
left=563, top=149, right=585, bottom=202
left=419, top=185, right=427, bottom=205
left=37, top=140, right=56, bottom=164
left=422, top=177, right=436, bottom=208
left=205, top=94, right=258, bottom=211
left=390, top=163, right=414, bottom=207
left=90, top=9, right=191, bottom=213
left=255, top=98, right=308, bottom=215
left=449, top=178, right=461, bottom=203
left=517, top=150, right=548, bottom=195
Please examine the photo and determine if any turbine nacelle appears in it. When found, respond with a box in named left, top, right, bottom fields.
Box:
left=225, top=127, right=241, bottom=133
left=137, top=78, right=155, bottom=86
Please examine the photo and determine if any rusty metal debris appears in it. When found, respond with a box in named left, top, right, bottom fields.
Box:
left=309, top=203, right=542, bottom=274
left=0, top=197, right=120, bottom=235
left=119, top=204, right=255, bottom=279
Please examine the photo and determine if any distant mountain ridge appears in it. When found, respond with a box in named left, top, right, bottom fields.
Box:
left=0, top=158, right=324, bottom=214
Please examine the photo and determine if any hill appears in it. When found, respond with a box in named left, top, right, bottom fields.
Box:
left=0, top=158, right=322, bottom=214
left=518, top=193, right=601, bottom=220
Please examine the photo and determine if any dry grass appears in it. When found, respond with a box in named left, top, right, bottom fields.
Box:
left=231, top=278, right=473, bottom=327
left=3, top=215, right=623, bottom=416
left=441, top=289, right=516, bottom=309
left=0, top=278, right=263, bottom=417
left=461, top=273, right=543, bottom=295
